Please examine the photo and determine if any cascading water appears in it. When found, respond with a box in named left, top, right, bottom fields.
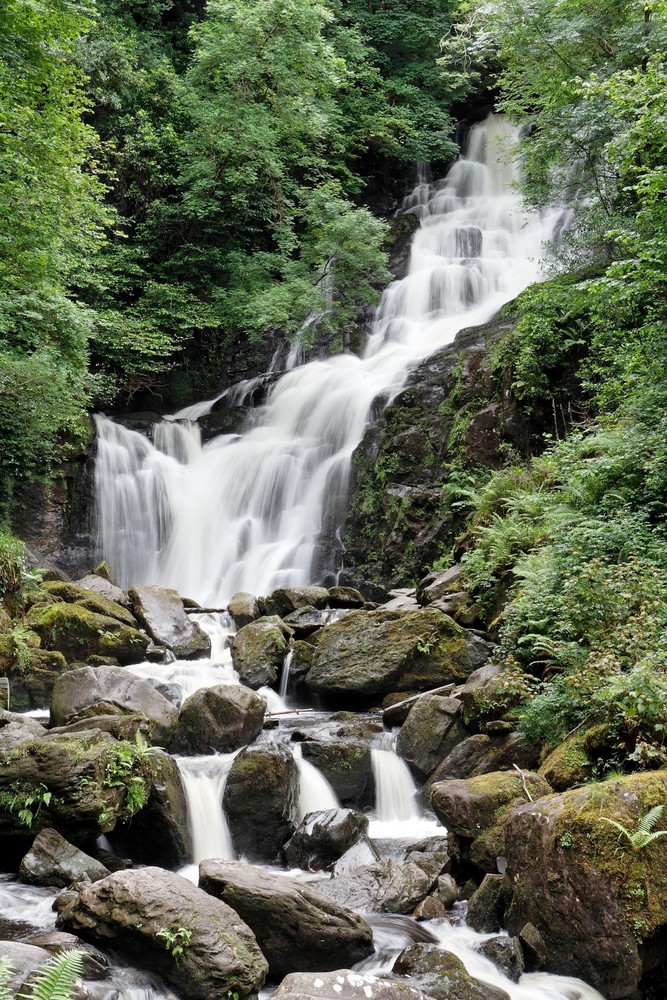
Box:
left=176, top=753, right=236, bottom=870
left=293, top=743, right=340, bottom=822
left=94, top=115, right=565, bottom=603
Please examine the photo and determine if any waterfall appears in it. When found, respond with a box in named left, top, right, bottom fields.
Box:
left=293, top=744, right=340, bottom=822
left=177, top=754, right=236, bottom=868
left=371, top=746, right=420, bottom=824
left=279, top=650, right=293, bottom=701
left=94, top=115, right=565, bottom=602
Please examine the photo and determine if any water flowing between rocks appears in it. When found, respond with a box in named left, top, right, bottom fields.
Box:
left=5, top=117, right=605, bottom=1000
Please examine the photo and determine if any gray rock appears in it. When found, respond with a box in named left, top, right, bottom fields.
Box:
left=271, top=970, right=433, bottom=1000
left=223, top=745, right=299, bottom=861
left=50, top=666, right=178, bottom=746
left=466, top=874, right=506, bottom=933
left=169, top=684, right=265, bottom=755
left=428, top=733, right=539, bottom=784
left=262, top=587, right=330, bottom=618
left=228, top=592, right=261, bottom=629
left=129, top=585, right=211, bottom=659
left=282, top=606, right=327, bottom=637
left=380, top=595, right=421, bottom=611
left=55, top=867, right=268, bottom=1000
left=199, top=860, right=374, bottom=977
left=416, top=565, right=463, bottom=605
left=318, top=858, right=429, bottom=914
left=430, top=771, right=551, bottom=839
left=332, top=838, right=381, bottom=876
left=300, top=741, right=373, bottom=807
left=404, top=837, right=450, bottom=882
left=0, top=710, right=45, bottom=752
left=306, top=610, right=489, bottom=703
left=0, top=943, right=52, bottom=990
left=396, top=695, right=468, bottom=782
left=393, top=944, right=510, bottom=1000
left=19, top=828, right=109, bottom=887
left=433, top=874, right=458, bottom=907
left=327, top=587, right=365, bottom=608
left=230, top=617, right=290, bottom=688
left=283, top=809, right=369, bottom=869
left=75, top=575, right=129, bottom=607
left=478, top=937, right=524, bottom=983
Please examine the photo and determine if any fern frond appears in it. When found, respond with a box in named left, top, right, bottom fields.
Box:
left=637, top=804, right=664, bottom=835
left=0, top=956, right=15, bottom=1000
left=600, top=816, right=631, bottom=839
left=19, top=949, right=84, bottom=1000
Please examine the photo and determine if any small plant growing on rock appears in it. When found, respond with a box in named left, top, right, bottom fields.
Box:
left=601, top=804, right=667, bottom=852
left=157, top=925, right=192, bottom=963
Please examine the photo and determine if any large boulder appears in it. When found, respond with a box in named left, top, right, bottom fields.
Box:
left=428, top=732, right=539, bottom=784
left=262, top=587, right=330, bottom=618
left=430, top=770, right=551, bottom=840
left=107, top=749, right=192, bottom=867
left=0, top=710, right=45, bottom=752
left=501, top=771, right=667, bottom=998
left=26, top=604, right=149, bottom=664
left=416, top=565, right=463, bottom=605
left=306, top=610, right=489, bottom=703
left=55, top=867, right=268, bottom=1000
left=75, top=574, right=129, bottom=607
left=169, top=684, right=265, bottom=755
left=396, top=695, right=468, bottom=782
left=50, top=666, right=178, bottom=745
left=199, top=860, right=374, bottom=977
left=230, top=618, right=290, bottom=689
left=317, top=858, right=429, bottom=914
left=19, top=827, right=109, bottom=886
left=228, top=592, right=261, bottom=629
left=393, top=944, right=510, bottom=1000
left=128, top=585, right=210, bottom=659
left=283, top=809, right=369, bottom=869
left=300, top=741, right=373, bottom=807
left=271, top=971, right=433, bottom=1000
left=0, top=730, right=155, bottom=841
left=223, top=745, right=299, bottom=861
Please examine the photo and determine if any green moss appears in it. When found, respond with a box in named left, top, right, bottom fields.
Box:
left=539, top=729, right=594, bottom=791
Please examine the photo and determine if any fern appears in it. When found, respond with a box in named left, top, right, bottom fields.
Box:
left=18, top=950, right=84, bottom=1000
left=601, top=805, right=667, bottom=851
left=0, top=957, right=14, bottom=1000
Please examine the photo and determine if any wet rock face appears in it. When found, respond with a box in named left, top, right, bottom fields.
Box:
left=427, top=732, right=539, bottom=784
left=271, top=970, right=433, bottom=1000
left=129, top=585, right=211, bottom=659
left=305, top=609, right=489, bottom=704
left=283, top=808, right=369, bottom=870
left=223, top=745, right=299, bottom=862
left=50, top=665, right=178, bottom=746
left=230, top=617, right=290, bottom=688
left=300, top=741, right=374, bottom=807
left=393, top=943, right=510, bottom=1000
left=55, top=867, right=268, bottom=1000
left=396, top=695, right=468, bottom=782
left=501, top=772, right=667, bottom=999
left=199, top=860, right=374, bottom=977
left=430, top=770, right=551, bottom=840
left=19, top=827, right=109, bottom=887
left=317, top=858, right=430, bottom=914
left=168, top=683, right=265, bottom=755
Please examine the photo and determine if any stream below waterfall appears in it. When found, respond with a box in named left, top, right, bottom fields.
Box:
left=2, top=117, right=606, bottom=1000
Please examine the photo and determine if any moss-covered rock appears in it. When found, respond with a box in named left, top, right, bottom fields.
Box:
left=41, top=581, right=138, bottom=627
left=393, top=943, right=510, bottom=1000
left=26, top=603, right=149, bottom=664
left=301, top=741, right=373, bottom=807
left=502, top=771, right=667, bottom=998
left=129, top=585, right=210, bottom=659
left=538, top=727, right=598, bottom=791
left=223, top=745, right=299, bottom=861
left=430, top=770, right=551, bottom=839
left=230, top=616, right=290, bottom=689
left=396, top=695, right=469, bottom=782
left=305, top=609, right=489, bottom=704
left=168, top=684, right=265, bottom=754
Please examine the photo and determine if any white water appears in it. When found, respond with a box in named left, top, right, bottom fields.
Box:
left=176, top=753, right=237, bottom=871
left=94, top=115, right=564, bottom=602
left=293, top=743, right=340, bottom=822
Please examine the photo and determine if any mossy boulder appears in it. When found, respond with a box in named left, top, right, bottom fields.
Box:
left=305, top=609, right=489, bottom=703
left=26, top=603, right=148, bottom=664
left=457, top=663, right=521, bottom=729
left=223, top=745, right=299, bottom=861
left=261, top=587, right=330, bottom=618
left=41, top=581, right=137, bottom=627
left=502, top=771, right=667, bottom=998
left=538, top=727, right=598, bottom=791
left=300, top=741, right=373, bottom=807
left=168, top=683, right=265, bottom=755
left=392, top=943, right=510, bottom=1000
left=0, top=730, right=155, bottom=842
left=430, top=770, right=551, bottom=839
left=428, top=732, right=539, bottom=784
left=230, top=616, right=290, bottom=689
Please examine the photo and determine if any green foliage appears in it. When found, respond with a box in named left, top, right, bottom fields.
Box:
left=601, top=805, right=667, bottom=853
left=157, top=925, right=192, bottom=963
left=18, top=949, right=84, bottom=1000
left=0, top=533, right=26, bottom=612
left=7, top=782, right=53, bottom=830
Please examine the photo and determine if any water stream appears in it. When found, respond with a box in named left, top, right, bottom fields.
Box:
left=94, top=115, right=565, bottom=604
